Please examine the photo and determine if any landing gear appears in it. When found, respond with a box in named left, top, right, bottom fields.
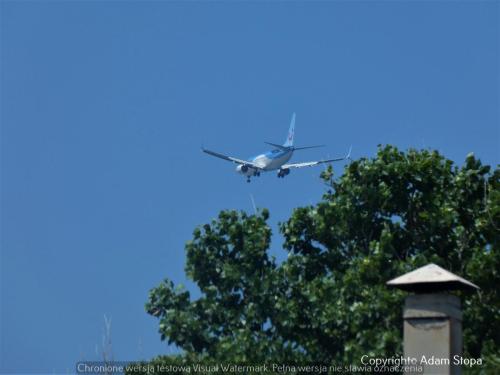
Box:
left=243, top=169, right=261, bottom=182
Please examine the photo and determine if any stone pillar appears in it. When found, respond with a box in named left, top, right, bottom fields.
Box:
left=387, top=263, right=479, bottom=375
left=404, top=293, right=462, bottom=374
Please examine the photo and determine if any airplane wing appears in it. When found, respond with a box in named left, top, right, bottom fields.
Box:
left=202, top=147, right=262, bottom=169
left=282, top=146, right=352, bottom=169
left=282, top=158, right=343, bottom=169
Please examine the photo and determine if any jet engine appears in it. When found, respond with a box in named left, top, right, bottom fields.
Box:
left=236, top=164, right=252, bottom=176
left=277, top=168, right=290, bottom=178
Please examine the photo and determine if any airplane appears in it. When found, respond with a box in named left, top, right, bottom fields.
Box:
left=202, top=113, right=352, bottom=183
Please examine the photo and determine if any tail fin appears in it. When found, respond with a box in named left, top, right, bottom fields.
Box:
left=283, top=113, right=295, bottom=147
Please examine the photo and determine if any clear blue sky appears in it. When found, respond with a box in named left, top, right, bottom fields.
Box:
left=1, top=1, right=498, bottom=373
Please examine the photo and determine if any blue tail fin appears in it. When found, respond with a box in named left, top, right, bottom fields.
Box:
left=283, top=113, right=295, bottom=147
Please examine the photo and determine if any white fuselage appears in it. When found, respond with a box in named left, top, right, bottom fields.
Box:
left=236, top=149, right=293, bottom=176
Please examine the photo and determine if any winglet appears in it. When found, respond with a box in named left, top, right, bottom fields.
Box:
left=283, top=113, right=296, bottom=147
left=346, top=145, right=352, bottom=160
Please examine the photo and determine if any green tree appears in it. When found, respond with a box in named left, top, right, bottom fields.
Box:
left=142, top=145, right=499, bottom=372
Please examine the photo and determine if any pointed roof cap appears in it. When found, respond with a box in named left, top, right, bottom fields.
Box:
left=387, top=263, right=479, bottom=292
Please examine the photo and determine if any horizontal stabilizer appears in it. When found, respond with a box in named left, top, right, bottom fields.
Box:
left=293, top=145, right=325, bottom=151
left=265, top=142, right=289, bottom=151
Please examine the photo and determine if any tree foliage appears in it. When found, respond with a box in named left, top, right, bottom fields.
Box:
left=143, top=145, right=499, bottom=372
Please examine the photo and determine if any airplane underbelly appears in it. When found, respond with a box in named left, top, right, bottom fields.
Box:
left=264, top=154, right=292, bottom=171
